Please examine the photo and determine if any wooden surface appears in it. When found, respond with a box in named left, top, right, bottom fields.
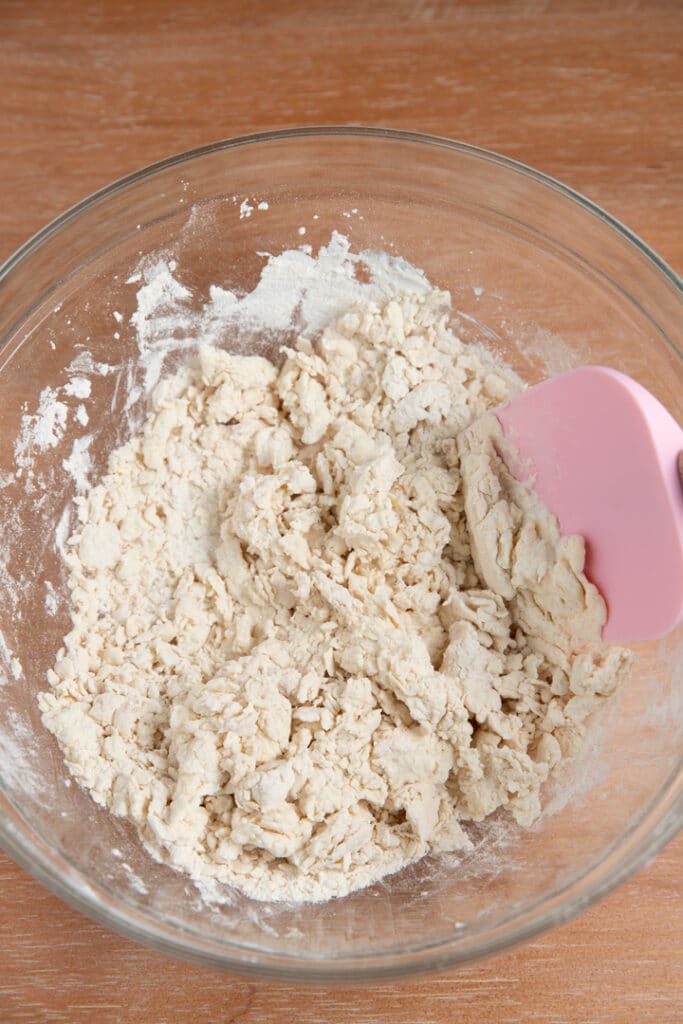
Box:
left=1, top=1, right=681, bottom=1020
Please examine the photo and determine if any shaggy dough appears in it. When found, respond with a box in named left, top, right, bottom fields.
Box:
left=39, top=285, right=632, bottom=902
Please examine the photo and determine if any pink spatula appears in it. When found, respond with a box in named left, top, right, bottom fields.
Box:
left=494, top=366, right=683, bottom=643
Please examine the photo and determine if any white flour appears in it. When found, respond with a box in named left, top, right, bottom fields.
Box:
left=132, top=231, right=430, bottom=345
left=36, top=237, right=632, bottom=903
left=13, top=372, right=97, bottom=497
left=16, top=388, right=68, bottom=457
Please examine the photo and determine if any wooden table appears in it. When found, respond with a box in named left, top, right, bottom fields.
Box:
left=1, top=2, right=681, bottom=1021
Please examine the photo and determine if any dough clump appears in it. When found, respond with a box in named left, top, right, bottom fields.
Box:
left=39, top=285, right=632, bottom=902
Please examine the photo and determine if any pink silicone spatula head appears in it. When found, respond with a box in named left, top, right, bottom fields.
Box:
left=495, top=366, right=683, bottom=643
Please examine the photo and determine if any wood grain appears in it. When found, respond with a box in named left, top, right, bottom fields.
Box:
left=0, top=1, right=681, bottom=1021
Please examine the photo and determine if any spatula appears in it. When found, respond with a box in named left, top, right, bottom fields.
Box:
left=494, top=365, right=683, bottom=643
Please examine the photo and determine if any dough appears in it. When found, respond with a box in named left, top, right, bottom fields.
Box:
left=39, top=285, right=632, bottom=902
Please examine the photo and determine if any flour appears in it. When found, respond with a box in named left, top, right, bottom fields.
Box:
left=74, top=405, right=89, bottom=427
left=63, top=376, right=92, bottom=400
left=62, top=435, right=93, bottom=492
left=13, top=367, right=99, bottom=495
left=44, top=581, right=59, bottom=617
left=0, top=629, right=13, bottom=685
left=17, top=388, right=68, bottom=455
left=37, top=238, right=632, bottom=903
left=131, top=231, right=431, bottom=348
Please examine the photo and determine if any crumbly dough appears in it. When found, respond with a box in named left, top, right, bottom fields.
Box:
left=39, top=285, right=632, bottom=902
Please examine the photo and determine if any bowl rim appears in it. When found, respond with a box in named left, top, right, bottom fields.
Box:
left=0, top=125, right=681, bottom=982
left=2, top=125, right=682, bottom=298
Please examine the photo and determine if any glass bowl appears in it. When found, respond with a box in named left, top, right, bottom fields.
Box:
left=0, top=127, right=681, bottom=982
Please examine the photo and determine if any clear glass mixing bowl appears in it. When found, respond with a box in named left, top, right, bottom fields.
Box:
left=0, top=128, right=681, bottom=982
